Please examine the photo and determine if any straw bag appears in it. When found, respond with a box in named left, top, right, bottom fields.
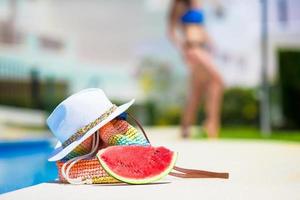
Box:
left=56, top=114, right=228, bottom=184
left=56, top=114, right=150, bottom=184
left=57, top=157, right=119, bottom=184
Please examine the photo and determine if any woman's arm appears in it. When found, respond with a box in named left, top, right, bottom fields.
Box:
left=203, top=29, right=216, bottom=53
left=167, top=0, right=184, bottom=49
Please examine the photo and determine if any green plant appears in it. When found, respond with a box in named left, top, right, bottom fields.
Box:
left=221, top=87, right=259, bottom=125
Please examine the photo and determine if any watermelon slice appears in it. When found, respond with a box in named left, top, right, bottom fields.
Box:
left=97, top=146, right=177, bottom=184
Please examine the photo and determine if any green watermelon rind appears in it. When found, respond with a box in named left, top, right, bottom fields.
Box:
left=96, top=147, right=178, bottom=185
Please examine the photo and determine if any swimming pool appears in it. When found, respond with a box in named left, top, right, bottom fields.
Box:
left=0, top=139, right=58, bottom=194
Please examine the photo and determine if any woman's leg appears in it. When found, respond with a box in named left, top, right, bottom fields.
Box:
left=204, top=77, right=223, bottom=138
left=191, top=48, right=224, bottom=138
left=181, top=69, right=205, bottom=138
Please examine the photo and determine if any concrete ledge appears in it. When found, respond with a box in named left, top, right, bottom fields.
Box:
left=1, top=129, right=300, bottom=199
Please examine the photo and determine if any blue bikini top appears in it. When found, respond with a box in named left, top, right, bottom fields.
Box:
left=181, top=9, right=205, bottom=24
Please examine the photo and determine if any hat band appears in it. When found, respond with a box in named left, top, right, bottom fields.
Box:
left=62, top=105, right=118, bottom=148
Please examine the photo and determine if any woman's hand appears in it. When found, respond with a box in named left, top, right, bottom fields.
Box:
left=204, top=30, right=217, bottom=55
left=168, top=27, right=184, bottom=52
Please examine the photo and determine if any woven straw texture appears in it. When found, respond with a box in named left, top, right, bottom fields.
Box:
left=57, top=158, right=119, bottom=184
left=56, top=119, right=149, bottom=184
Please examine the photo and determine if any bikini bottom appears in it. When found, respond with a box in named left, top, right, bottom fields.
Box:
left=185, top=41, right=208, bottom=50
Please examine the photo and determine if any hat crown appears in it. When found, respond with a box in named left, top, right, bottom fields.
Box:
left=47, top=88, right=113, bottom=143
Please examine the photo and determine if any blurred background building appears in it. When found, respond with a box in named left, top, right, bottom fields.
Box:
left=1, top=0, right=299, bottom=127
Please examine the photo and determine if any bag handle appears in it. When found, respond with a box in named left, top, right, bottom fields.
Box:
left=171, top=166, right=229, bottom=179
left=61, top=131, right=101, bottom=184
left=127, top=112, right=150, bottom=143
left=127, top=112, right=229, bottom=179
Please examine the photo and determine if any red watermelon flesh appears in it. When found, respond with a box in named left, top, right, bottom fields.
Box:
left=97, top=146, right=177, bottom=184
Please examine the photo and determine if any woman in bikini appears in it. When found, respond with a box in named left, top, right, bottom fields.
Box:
left=168, top=0, right=224, bottom=138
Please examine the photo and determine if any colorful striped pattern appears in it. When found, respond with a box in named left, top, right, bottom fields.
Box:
left=62, top=119, right=149, bottom=160
left=57, top=119, right=150, bottom=183
left=56, top=157, right=119, bottom=184
left=63, top=137, right=93, bottom=160
left=100, top=119, right=149, bottom=146
left=108, top=126, right=149, bottom=145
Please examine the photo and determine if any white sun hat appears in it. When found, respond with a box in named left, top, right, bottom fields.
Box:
left=47, top=88, right=134, bottom=161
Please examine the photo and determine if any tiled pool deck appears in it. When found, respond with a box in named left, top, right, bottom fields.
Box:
left=1, top=127, right=300, bottom=200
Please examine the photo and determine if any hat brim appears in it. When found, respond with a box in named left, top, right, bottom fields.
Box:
left=48, top=99, right=135, bottom=161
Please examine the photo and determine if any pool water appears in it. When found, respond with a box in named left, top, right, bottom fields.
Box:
left=0, top=139, right=58, bottom=194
